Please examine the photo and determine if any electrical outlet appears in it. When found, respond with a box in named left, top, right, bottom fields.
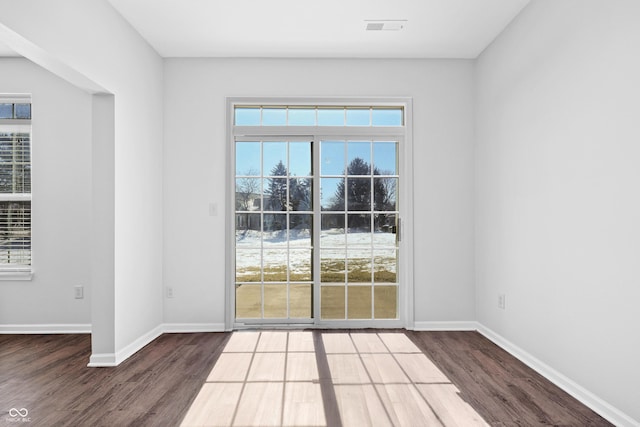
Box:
left=166, top=287, right=174, bottom=298
left=498, top=294, right=506, bottom=309
left=74, top=285, right=84, bottom=299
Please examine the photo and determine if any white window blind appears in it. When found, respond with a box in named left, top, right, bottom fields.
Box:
left=0, top=95, right=31, bottom=272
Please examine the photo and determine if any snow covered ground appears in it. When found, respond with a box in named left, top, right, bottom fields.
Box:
left=235, top=228, right=397, bottom=281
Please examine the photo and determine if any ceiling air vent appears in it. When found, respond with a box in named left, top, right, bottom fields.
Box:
left=365, top=20, right=407, bottom=31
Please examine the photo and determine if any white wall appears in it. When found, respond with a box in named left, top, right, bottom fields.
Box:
left=163, top=58, right=476, bottom=327
left=0, top=58, right=91, bottom=328
left=0, top=0, right=164, bottom=361
left=476, top=0, right=640, bottom=423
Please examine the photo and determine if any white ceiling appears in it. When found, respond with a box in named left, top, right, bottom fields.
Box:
left=0, top=1, right=530, bottom=59
left=108, top=0, right=530, bottom=58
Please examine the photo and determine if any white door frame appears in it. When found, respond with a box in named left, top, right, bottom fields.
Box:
left=225, top=97, right=414, bottom=330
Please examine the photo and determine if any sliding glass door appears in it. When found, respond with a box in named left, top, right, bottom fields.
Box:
left=230, top=102, right=409, bottom=328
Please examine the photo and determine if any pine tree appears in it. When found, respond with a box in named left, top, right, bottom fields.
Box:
left=266, top=160, right=289, bottom=211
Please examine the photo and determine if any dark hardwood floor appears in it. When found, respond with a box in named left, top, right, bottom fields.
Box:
left=0, top=331, right=611, bottom=426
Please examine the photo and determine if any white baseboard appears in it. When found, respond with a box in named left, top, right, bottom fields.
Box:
left=0, top=324, right=91, bottom=334
left=114, top=324, right=164, bottom=366
left=477, top=324, right=639, bottom=427
left=88, top=323, right=225, bottom=367
left=87, top=352, right=117, bottom=367
left=162, top=323, right=226, bottom=333
left=412, top=321, right=479, bottom=331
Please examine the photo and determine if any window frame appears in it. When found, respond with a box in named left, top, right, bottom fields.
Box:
left=0, top=95, right=33, bottom=280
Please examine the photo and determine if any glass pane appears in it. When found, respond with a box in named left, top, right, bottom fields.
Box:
left=372, top=108, right=402, bottom=126
left=19, top=165, right=31, bottom=193
left=236, top=284, right=261, bottom=318
left=321, top=214, right=345, bottom=247
left=290, top=178, right=312, bottom=211
left=321, top=286, right=345, bottom=319
left=289, top=141, right=311, bottom=177
left=374, top=249, right=397, bottom=283
left=347, top=142, right=371, bottom=174
left=288, top=108, right=315, bottom=126
left=321, top=249, right=345, bottom=282
left=347, top=214, right=371, bottom=246
left=15, top=136, right=30, bottom=163
left=236, top=214, right=261, bottom=245
left=0, top=164, right=13, bottom=193
left=0, top=136, right=12, bottom=163
left=236, top=142, right=261, bottom=175
left=235, top=107, right=261, bottom=125
left=263, top=142, right=287, bottom=176
left=374, top=178, right=397, bottom=211
left=373, top=142, right=397, bottom=175
left=290, top=284, right=312, bottom=318
left=264, top=178, right=288, bottom=211
left=263, top=213, right=287, bottom=242
left=14, top=104, right=31, bottom=119
left=346, top=178, right=371, bottom=211
left=236, top=249, right=261, bottom=282
left=318, top=108, right=344, bottom=126
left=235, top=178, right=261, bottom=210
left=264, top=285, right=287, bottom=318
left=374, top=214, right=397, bottom=245
left=347, top=251, right=372, bottom=283
left=0, top=201, right=31, bottom=266
left=374, top=286, right=397, bottom=319
left=289, top=249, right=311, bottom=281
left=348, top=286, right=372, bottom=319
left=263, top=108, right=286, bottom=126
left=346, top=108, right=370, bottom=126
left=263, top=248, right=287, bottom=281
left=321, top=178, right=343, bottom=211
left=320, top=141, right=345, bottom=175
left=289, top=214, right=312, bottom=244
left=0, top=104, right=12, bottom=119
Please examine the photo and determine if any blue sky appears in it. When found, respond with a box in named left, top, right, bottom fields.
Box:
left=236, top=141, right=397, bottom=178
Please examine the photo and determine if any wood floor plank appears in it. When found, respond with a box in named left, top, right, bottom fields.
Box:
left=360, top=353, right=410, bottom=384
left=378, top=332, right=421, bottom=353
left=0, top=330, right=614, bottom=427
left=326, top=354, right=370, bottom=384
left=375, top=384, right=442, bottom=426
left=286, top=352, right=319, bottom=382
left=282, top=382, right=326, bottom=427
left=246, top=352, right=285, bottom=381
left=233, top=382, right=284, bottom=427
left=206, top=352, right=253, bottom=382
left=333, top=384, right=393, bottom=427
left=287, top=331, right=315, bottom=352
left=180, top=382, right=244, bottom=427
left=351, top=333, right=388, bottom=353
left=394, top=353, right=449, bottom=384
left=321, top=332, right=357, bottom=354
left=417, top=383, right=490, bottom=427
left=223, top=331, right=260, bottom=352
left=256, top=331, right=288, bottom=352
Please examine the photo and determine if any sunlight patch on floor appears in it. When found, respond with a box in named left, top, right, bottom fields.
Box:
left=180, top=331, right=488, bottom=427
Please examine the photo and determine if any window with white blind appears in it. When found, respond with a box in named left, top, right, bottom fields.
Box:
left=0, top=95, right=32, bottom=273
